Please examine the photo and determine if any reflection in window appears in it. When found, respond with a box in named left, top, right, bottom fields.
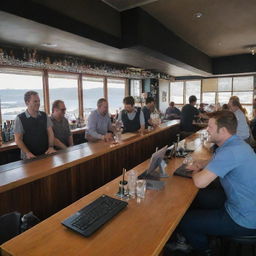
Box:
left=218, top=78, right=232, bottom=91
left=185, top=80, right=201, bottom=103
left=202, top=92, right=216, bottom=105
left=107, top=78, right=125, bottom=114
left=170, top=82, right=184, bottom=104
left=0, top=71, right=44, bottom=121
left=48, top=73, right=79, bottom=120
left=83, top=76, right=104, bottom=117
left=130, top=80, right=141, bottom=97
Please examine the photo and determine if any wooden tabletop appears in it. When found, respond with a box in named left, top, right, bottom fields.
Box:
left=0, top=121, right=179, bottom=194
left=0, top=132, right=212, bottom=256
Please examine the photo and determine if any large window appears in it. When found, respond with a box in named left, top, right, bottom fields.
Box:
left=201, top=76, right=254, bottom=117
left=202, top=92, right=216, bottom=105
left=170, top=82, right=184, bottom=104
left=130, top=79, right=141, bottom=97
left=48, top=73, right=79, bottom=120
left=170, top=81, right=201, bottom=106
left=82, top=76, right=104, bottom=117
left=185, top=80, right=201, bottom=103
left=0, top=69, right=43, bottom=121
left=107, top=78, right=125, bottom=114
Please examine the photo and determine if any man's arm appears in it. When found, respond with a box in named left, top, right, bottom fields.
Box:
left=14, top=115, right=36, bottom=159
left=68, top=135, right=74, bottom=147
left=14, top=133, right=36, bottom=159
left=87, top=113, right=110, bottom=141
left=192, top=169, right=218, bottom=188
left=139, top=110, right=145, bottom=131
left=45, top=126, right=56, bottom=154
left=53, top=137, right=68, bottom=149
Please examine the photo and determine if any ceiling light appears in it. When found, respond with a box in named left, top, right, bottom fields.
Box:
left=244, top=45, right=256, bottom=55
left=194, top=12, right=203, bottom=18
left=41, top=43, right=58, bottom=48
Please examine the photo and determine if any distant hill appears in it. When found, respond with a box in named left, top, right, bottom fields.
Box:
left=0, top=88, right=124, bottom=112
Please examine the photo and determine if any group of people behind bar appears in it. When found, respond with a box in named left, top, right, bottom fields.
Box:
left=13, top=91, right=159, bottom=159
left=14, top=90, right=254, bottom=160
left=14, top=90, right=73, bottom=160
left=86, top=95, right=158, bottom=142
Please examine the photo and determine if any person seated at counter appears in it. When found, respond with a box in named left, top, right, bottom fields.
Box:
left=165, top=101, right=181, bottom=120
left=118, top=96, right=145, bottom=133
left=14, top=90, right=56, bottom=160
left=86, top=98, right=113, bottom=142
left=170, top=110, right=256, bottom=256
left=51, top=100, right=73, bottom=149
left=228, top=96, right=250, bottom=141
left=222, top=103, right=229, bottom=110
left=180, top=95, right=200, bottom=132
left=142, top=97, right=157, bottom=129
left=198, top=103, right=206, bottom=114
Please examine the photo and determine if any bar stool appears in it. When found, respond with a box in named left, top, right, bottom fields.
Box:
left=220, top=235, right=256, bottom=256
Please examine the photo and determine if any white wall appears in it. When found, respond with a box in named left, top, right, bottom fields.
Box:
left=158, top=79, right=169, bottom=113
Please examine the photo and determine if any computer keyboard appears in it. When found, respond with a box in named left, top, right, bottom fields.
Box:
left=62, top=195, right=128, bottom=237
left=173, top=164, right=193, bottom=178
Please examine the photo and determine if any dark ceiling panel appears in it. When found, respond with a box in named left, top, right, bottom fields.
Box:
left=142, top=0, right=256, bottom=57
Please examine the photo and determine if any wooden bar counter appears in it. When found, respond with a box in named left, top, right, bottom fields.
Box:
left=0, top=121, right=180, bottom=220
left=0, top=132, right=212, bottom=256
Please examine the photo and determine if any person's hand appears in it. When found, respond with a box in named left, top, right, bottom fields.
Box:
left=45, top=147, right=56, bottom=155
left=186, top=160, right=207, bottom=173
left=103, top=133, right=113, bottom=142
left=25, top=152, right=36, bottom=159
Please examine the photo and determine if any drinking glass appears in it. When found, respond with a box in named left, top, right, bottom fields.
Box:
left=136, top=180, right=146, bottom=199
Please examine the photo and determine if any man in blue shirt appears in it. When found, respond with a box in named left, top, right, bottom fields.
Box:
left=176, top=111, right=256, bottom=256
left=86, top=98, right=113, bottom=142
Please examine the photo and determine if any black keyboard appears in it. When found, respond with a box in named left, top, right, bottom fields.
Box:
left=173, top=164, right=193, bottom=178
left=62, top=195, right=128, bottom=237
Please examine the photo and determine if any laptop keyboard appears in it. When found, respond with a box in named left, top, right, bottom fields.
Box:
left=62, top=195, right=128, bottom=236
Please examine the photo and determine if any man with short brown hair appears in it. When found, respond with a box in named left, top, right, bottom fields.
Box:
left=14, top=90, right=56, bottom=159
left=170, top=110, right=256, bottom=256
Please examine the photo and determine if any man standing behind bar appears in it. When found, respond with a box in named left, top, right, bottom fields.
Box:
left=86, top=98, right=113, bottom=142
left=142, top=97, right=156, bottom=129
left=180, top=95, right=199, bottom=132
left=119, top=96, right=145, bottom=133
left=14, top=90, right=56, bottom=159
left=51, top=100, right=73, bottom=149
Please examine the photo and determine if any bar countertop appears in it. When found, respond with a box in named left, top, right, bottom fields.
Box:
left=0, top=121, right=179, bottom=194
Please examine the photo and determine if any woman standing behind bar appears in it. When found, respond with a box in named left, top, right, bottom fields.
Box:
left=228, top=96, right=250, bottom=141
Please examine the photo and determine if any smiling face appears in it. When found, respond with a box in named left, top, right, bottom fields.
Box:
left=26, top=94, right=40, bottom=113
left=207, top=117, right=227, bottom=145
left=124, top=104, right=134, bottom=113
left=54, top=102, right=66, bottom=119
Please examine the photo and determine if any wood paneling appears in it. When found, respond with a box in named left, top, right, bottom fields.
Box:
left=0, top=132, right=212, bottom=256
left=0, top=121, right=180, bottom=220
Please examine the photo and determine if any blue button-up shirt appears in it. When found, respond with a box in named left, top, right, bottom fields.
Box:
left=206, top=135, right=256, bottom=229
